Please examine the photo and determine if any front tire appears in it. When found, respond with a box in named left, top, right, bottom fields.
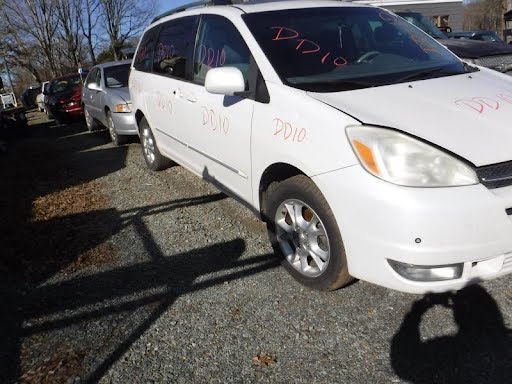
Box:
left=106, top=110, right=128, bottom=146
left=140, top=116, right=171, bottom=171
left=84, top=107, right=96, bottom=132
left=264, top=175, right=354, bottom=291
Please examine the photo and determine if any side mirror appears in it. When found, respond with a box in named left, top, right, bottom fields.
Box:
left=87, top=82, right=101, bottom=91
left=205, top=67, right=245, bottom=96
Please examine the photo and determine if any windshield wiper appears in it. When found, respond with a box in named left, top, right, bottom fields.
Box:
left=292, top=78, right=376, bottom=92
left=397, top=67, right=449, bottom=83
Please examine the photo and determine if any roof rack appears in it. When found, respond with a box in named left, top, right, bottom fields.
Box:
left=152, top=0, right=234, bottom=23
left=151, top=0, right=305, bottom=23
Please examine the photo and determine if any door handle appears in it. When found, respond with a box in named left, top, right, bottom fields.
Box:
left=174, top=89, right=196, bottom=103
left=185, top=95, right=197, bottom=103
left=182, top=90, right=197, bottom=103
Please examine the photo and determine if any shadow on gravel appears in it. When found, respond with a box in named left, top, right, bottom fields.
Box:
left=391, top=285, right=512, bottom=384
left=2, top=203, right=278, bottom=383
left=0, top=115, right=280, bottom=383
left=0, top=117, right=128, bottom=382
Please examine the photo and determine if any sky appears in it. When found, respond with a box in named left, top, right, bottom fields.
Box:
left=158, top=0, right=194, bottom=13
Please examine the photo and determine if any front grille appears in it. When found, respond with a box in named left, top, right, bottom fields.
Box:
left=476, top=160, right=512, bottom=189
left=475, top=54, right=512, bottom=69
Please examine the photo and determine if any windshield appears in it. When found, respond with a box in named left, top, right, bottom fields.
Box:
left=49, top=76, right=82, bottom=94
left=476, top=32, right=503, bottom=43
left=397, top=12, right=446, bottom=39
left=243, top=7, right=464, bottom=92
left=104, top=64, right=130, bottom=88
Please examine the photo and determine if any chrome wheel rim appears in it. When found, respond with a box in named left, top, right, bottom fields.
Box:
left=275, top=199, right=330, bottom=277
left=142, top=126, right=155, bottom=164
left=85, top=108, right=92, bottom=130
left=108, top=114, right=116, bottom=142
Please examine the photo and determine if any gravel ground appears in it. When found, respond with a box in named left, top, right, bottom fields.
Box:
left=1, top=112, right=512, bottom=384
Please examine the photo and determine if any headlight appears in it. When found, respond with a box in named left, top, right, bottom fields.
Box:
left=114, top=103, right=131, bottom=113
left=346, top=126, right=478, bottom=187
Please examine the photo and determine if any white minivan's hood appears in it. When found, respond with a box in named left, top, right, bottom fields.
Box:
left=308, top=71, right=512, bottom=167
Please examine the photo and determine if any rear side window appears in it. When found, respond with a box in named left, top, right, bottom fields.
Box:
left=193, top=15, right=251, bottom=85
left=134, top=26, right=159, bottom=72
left=153, top=16, right=198, bottom=79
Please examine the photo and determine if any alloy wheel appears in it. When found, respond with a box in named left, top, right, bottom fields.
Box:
left=142, top=126, right=156, bottom=164
left=274, top=199, right=330, bottom=277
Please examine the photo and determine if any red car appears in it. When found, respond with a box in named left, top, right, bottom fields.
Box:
left=45, top=72, right=88, bottom=123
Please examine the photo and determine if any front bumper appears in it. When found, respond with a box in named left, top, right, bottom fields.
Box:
left=313, top=165, right=512, bottom=294
left=64, top=103, right=84, bottom=117
left=111, top=112, right=138, bottom=135
left=49, top=103, right=83, bottom=120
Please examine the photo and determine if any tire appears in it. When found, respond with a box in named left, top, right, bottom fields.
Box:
left=84, top=107, right=96, bottom=132
left=54, top=115, right=67, bottom=125
left=106, top=110, right=128, bottom=146
left=140, top=116, right=171, bottom=171
left=264, top=175, right=354, bottom=291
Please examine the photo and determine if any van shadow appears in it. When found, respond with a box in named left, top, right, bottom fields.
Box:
left=0, top=199, right=279, bottom=383
left=0, top=117, right=280, bottom=383
left=390, top=285, right=512, bottom=384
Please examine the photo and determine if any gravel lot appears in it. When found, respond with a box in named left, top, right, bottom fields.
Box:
left=1, top=112, right=512, bottom=384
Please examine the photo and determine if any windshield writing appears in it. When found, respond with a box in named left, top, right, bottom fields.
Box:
left=243, top=7, right=464, bottom=92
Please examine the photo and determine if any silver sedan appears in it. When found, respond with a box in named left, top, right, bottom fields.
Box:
left=82, top=60, right=137, bottom=145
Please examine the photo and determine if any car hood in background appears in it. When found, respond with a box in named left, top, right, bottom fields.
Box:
left=107, top=87, right=130, bottom=104
left=48, top=86, right=81, bottom=105
left=308, top=71, right=512, bottom=167
left=438, top=38, right=512, bottom=59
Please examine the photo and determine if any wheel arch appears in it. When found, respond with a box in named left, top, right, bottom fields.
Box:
left=135, top=109, right=145, bottom=134
left=258, top=162, right=307, bottom=221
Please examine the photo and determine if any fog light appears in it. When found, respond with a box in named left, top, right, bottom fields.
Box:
left=388, top=260, right=463, bottom=282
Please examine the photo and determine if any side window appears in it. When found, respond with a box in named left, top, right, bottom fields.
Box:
left=85, top=68, right=98, bottom=86
left=153, top=16, right=198, bottom=79
left=134, top=26, right=159, bottom=72
left=95, top=69, right=101, bottom=86
left=194, top=15, right=251, bottom=85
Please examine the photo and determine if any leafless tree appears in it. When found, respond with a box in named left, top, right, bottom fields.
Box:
left=464, top=0, right=506, bottom=34
left=77, top=0, right=102, bottom=65
left=0, top=18, right=44, bottom=84
left=2, top=0, right=60, bottom=77
left=55, top=0, right=88, bottom=71
left=99, top=0, right=156, bottom=60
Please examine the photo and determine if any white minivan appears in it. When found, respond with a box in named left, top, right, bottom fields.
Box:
left=129, top=0, right=512, bottom=293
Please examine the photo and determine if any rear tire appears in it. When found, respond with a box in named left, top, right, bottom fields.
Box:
left=140, top=116, right=171, bottom=171
left=263, top=175, right=354, bottom=291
